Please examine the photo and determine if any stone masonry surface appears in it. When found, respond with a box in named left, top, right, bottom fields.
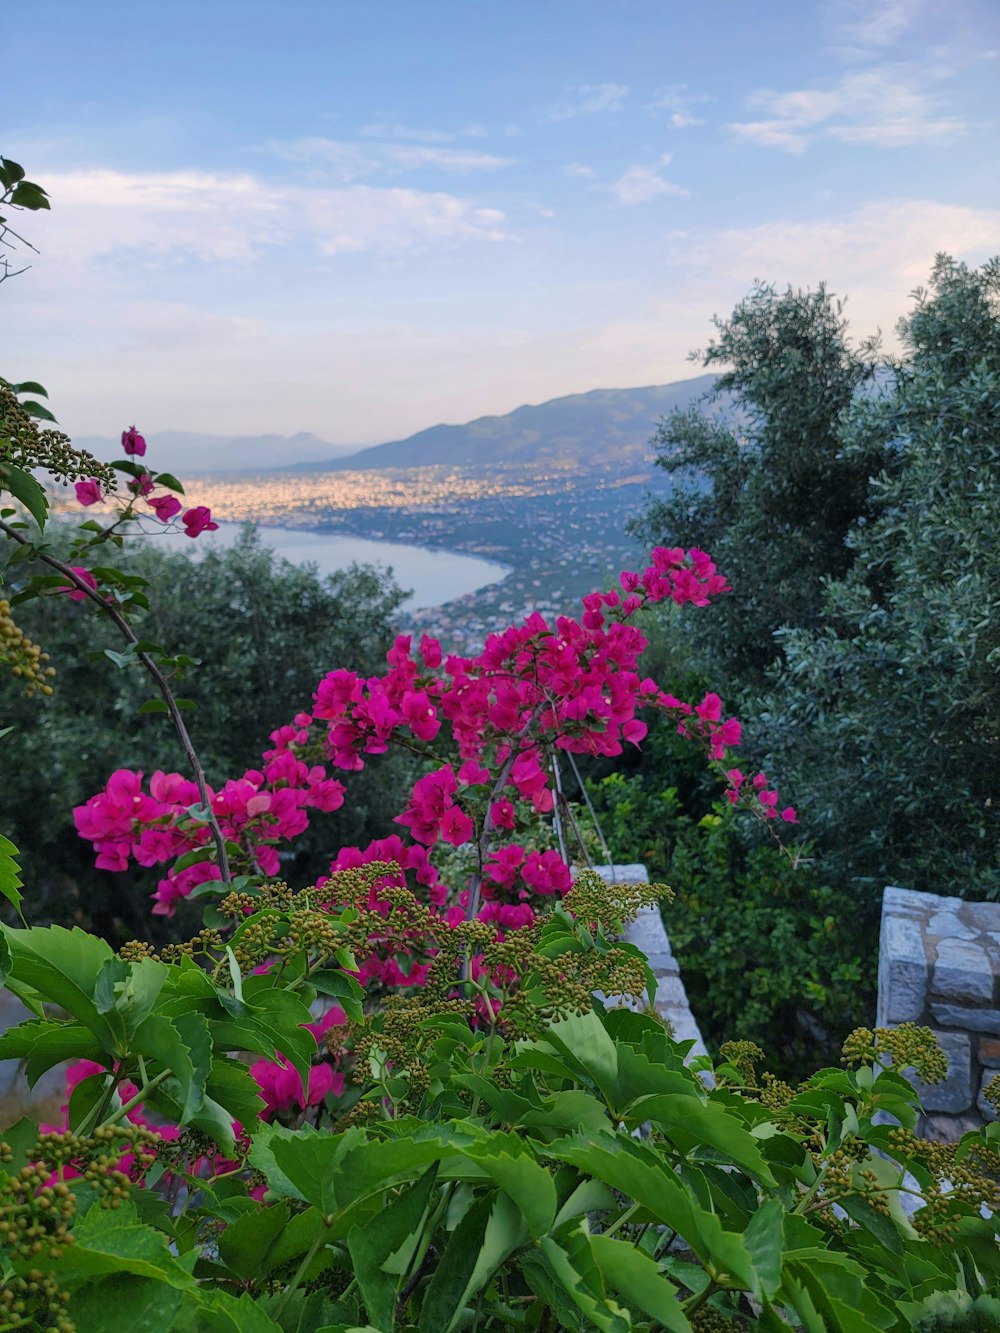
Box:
left=592, top=864, right=709, bottom=1061
left=878, top=885, right=1000, bottom=1140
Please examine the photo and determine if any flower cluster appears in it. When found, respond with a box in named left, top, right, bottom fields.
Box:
left=73, top=424, right=217, bottom=537
left=76, top=544, right=795, bottom=934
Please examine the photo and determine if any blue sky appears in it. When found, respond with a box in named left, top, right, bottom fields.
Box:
left=4, top=0, right=998, bottom=443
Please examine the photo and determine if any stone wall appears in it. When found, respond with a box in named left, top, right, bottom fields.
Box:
left=592, top=864, right=709, bottom=1061
left=878, top=884, right=1000, bottom=1140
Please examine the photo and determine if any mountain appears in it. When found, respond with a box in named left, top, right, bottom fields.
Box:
left=302, top=374, right=718, bottom=472
left=71, top=430, right=360, bottom=475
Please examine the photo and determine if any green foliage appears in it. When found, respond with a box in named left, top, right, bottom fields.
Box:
left=3, top=877, right=1000, bottom=1331
left=760, top=255, right=1000, bottom=899
left=0, top=528, right=413, bottom=940
left=583, top=767, right=873, bottom=1079
left=631, top=280, right=884, bottom=694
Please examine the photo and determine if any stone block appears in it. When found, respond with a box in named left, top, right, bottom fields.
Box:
left=921, top=1111, right=983, bottom=1143
left=912, top=1030, right=971, bottom=1114
left=926, top=911, right=978, bottom=941
left=980, top=1038, right=1000, bottom=1066
left=961, top=902, right=1000, bottom=934
left=978, top=1070, right=1000, bottom=1122
left=878, top=912, right=929, bottom=1025
left=930, top=1004, right=1000, bottom=1034
left=932, top=938, right=994, bottom=1003
left=883, top=885, right=943, bottom=916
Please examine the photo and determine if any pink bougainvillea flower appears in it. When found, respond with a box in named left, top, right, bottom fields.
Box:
left=147, top=494, right=181, bottom=522
left=121, top=425, right=147, bottom=457
left=74, top=478, right=103, bottom=507
left=182, top=505, right=218, bottom=538
left=60, top=566, right=98, bottom=602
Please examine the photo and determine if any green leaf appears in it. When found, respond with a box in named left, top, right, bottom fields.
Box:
left=10, top=380, right=46, bottom=396
left=68, top=1072, right=116, bottom=1133
left=624, top=1093, right=777, bottom=1185
left=135, top=1010, right=211, bottom=1123
left=308, top=969, right=364, bottom=1021
left=0, top=835, right=26, bottom=924
left=349, top=1165, right=438, bottom=1328
left=743, top=1199, right=784, bottom=1301
left=20, top=399, right=58, bottom=422
left=537, top=1228, right=632, bottom=1333
left=0, top=1116, right=39, bottom=1173
left=419, top=1191, right=494, bottom=1333
left=104, top=647, right=137, bottom=670
left=0, top=1019, right=108, bottom=1085
left=69, top=1275, right=189, bottom=1332
left=0, top=463, right=47, bottom=530
left=588, top=1233, right=693, bottom=1331
left=137, top=699, right=170, bottom=715
left=2, top=925, right=120, bottom=1047
left=154, top=472, right=185, bottom=493
left=217, top=1202, right=290, bottom=1281
left=9, top=180, right=50, bottom=210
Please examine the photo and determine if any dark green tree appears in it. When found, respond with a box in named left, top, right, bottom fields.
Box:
left=632, top=281, right=885, bottom=695
left=761, top=255, right=1000, bottom=899
left=1, top=528, right=416, bottom=940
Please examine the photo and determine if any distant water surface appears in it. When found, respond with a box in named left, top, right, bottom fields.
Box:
left=142, top=521, right=510, bottom=611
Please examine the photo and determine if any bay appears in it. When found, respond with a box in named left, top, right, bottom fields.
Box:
left=140, top=520, right=511, bottom=611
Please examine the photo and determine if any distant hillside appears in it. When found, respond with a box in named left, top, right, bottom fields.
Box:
left=303, top=375, right=718, bottom=472
left=72, top=430, right=359, bottom=475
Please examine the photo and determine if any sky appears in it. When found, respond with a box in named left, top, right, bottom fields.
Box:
left=4, top=0, right=998, bottom=444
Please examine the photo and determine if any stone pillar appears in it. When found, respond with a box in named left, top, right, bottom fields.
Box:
left=877, top=885, right=1000, bottom=1140
left=591, top=864, right=709, bottom=1062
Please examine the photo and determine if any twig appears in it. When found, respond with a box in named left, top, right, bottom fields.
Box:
left=0, top=519, right=232, bottom=884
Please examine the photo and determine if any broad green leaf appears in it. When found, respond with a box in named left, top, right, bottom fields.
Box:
left=588, top=1233, right=693, bottom=1331
left=308, top=968, right=364, bottom=1020
left=418, top=1190, right=494, bottom=1333
left=537, top=1008, right=620, bottom=1104
left=349, top=1165, right=438, bottom=1328
left=204, top=1054, right=266, bottom=1130
left=2, top=924, right=119, bottom=1047
left=68, top=1072, right=115, bottom=1133
left=69, top=1275, right=189, bottom=1333
left=217, top=1202, right=290, bottom=1280
left=444, top=1128, right=557, bottom=1240
left=537, top=1229, right=632, bottom=1333
left=547, top=1132, right=758, bottom=1291
left=135, top=1011, right=210, bottom=1122
left=188, top=1289, right=283, bottom=1332
left=0, top=1116, right=39, bottom=1173
left=154, top=472, right=185, bottom=493
left=0, top=1018, right=106, bottom=1085
left=624, top=1092, right=777, bottom=1185
left=743, top=1199, right=784, bottom=1301
left=0, top=463, right=48, bottom=529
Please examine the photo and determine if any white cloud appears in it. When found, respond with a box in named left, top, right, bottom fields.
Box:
left=729, top=121, right=810, bottom=153
left=267, top=136, right=512, bottom=179
left=564, top=163, right=597, bottom=179
left=608, top=156, right=689, bottom=206
left=32, top=167, right=511, bottom=267
left=829, top=0, right=922, bottom=49
left=650, top=84, right=709, bottom=126
left=731, top=66, right=964, bottom=151
left=546, top=83, right=628, bottom=120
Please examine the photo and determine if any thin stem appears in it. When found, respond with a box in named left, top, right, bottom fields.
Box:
left=99, top=1068, right=171, bottom=1129
left=602, top=1201, right=640, bottom=1238
left=464, top=699, right=549, bottom=926
left=274, top=1218, right=330, bottom=1320
left=0, top=520, right=231, bottom=885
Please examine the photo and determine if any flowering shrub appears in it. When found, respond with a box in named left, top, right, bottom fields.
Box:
left=5, top=321, right=999, bottom=1325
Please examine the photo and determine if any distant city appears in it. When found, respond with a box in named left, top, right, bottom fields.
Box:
left=64, top=377, right=716, bottom=651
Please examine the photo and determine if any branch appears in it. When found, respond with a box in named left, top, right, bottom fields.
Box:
left=0, top=520, right=232, bottom=885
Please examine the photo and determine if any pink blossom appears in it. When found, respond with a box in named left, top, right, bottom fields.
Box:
left=60, top=566, right=98, bottom=602
left=121, top=425, right=147, bottom=457
left=182, top=506, right=218, bottom=537
left=148, top=494, right=181, bottom=522
left=75, top=478, right=103, bottom=507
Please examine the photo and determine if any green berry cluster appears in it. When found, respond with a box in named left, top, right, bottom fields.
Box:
left=0, top=597, right=55, bottom=696
left=0, top=383, right=116, bottom=490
